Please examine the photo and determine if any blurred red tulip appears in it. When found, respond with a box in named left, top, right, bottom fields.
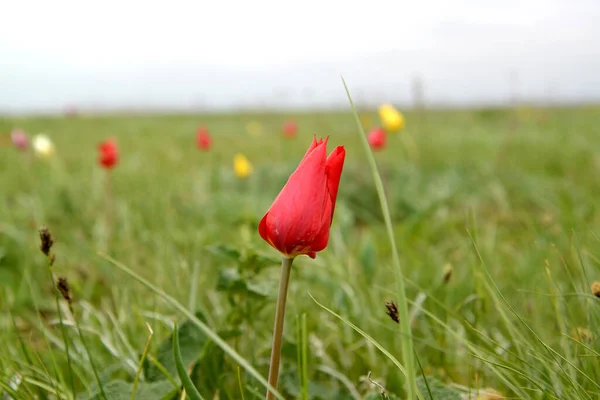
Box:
left=367, top=127, right=386, bottom=151
left=282, top=120, right=297, bottom=138
left=98, top=139, right=118, bottom=169
left=196, top=127, right=212, bottom=150
left=259, top=136, right=345, bottom=259
left=11, top=129, right=29, bottom=150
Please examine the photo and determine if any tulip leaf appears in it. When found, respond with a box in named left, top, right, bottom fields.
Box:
left=243, top=250, right=280, bottom=271
left=207, top=244, right=279, bottom=271
left=216, top=268, right=246, bottom=292
left=206, top=244, right=241, bottom=261
left=216, top=268, right=269, bottom=298
left=173, top=323, right=205, bottom=400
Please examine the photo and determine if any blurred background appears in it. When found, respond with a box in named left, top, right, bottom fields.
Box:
left=2, top=0, right=599, bottom=114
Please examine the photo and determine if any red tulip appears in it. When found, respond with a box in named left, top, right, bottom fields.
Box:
left=259, top=136, right=345, bottom=259
left=282, top=120, right=297, bottom=138
left=196, top=127, right=212, bottom=150
left=98, top=139, right=118, bottom=169
left=367, top=127, right=386, bottom=150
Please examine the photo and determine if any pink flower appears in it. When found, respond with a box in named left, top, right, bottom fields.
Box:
left=11, top=129, right=29, bottom=150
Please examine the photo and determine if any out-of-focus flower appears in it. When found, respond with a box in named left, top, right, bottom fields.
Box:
left=11, top=129, right=29, bottom=150
left=378, top=104, right=405, bottom=133
left=258, top=136, right=345, bottom=259
left=196, top=127, right=212, bottom=150
left=234, top=153, right=253, bottom=178
left=98, top=138, right=118, bottom=169
left=246, top=121, right=263, bottom=137
left=367, top=127, right=386, bottom=151
left=32, top=134, right=55, bottom=158
left=282, top=120, right=298, bottom=138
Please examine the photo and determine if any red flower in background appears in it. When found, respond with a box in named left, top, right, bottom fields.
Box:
left=367, top=127, right=386, bottom=151
left=196, top=127, right=212, bottom=150
left=98, top=139, right=118, bottom=169
left=259, top=136, right=345, bottom=259
left=282, top=120, right=298, bottom=138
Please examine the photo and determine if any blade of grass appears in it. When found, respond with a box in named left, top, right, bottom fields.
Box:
left=301, top=313, right=308, bottom=400
left=173, top=323, right=204, bottom=400
left=237, top=366, right=246, bottom=400
left=342, top=76, right=418, bottom=400
left=309, top=293, right=406, bottom=376
left=99, top=253, right=285, bottom=400
left=130, top=323, right=154, bottom=400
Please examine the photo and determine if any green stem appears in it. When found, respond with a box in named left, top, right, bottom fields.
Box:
left=47, top=268, right=76, bottom=399
left=265, top=257, right=294, bottom=400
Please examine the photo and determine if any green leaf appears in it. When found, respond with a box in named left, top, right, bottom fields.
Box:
left=82, top=380, right=176, bottom=400
left=146, top=313, right=208, bottom=382
left=216, top=268, right=247, bottom=292
left=206, top=244, right=241, bottom=261
left=216, top=268, right=269, bottom=298
left=173, top=323, right=204, bottom=400
left=242, top=250, right=280, bottom=271
left=415, top=376, right=461, bottom=400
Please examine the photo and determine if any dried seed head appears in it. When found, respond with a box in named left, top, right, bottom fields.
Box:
left=57, top=277, right=72, bottom=305
left=385, top=301, right=399, bottom=324
left=39, top=226, right=54, bottom=256
left=443, top=263, right=453, bottom=284
left=591, top=281, right=600, bottom=298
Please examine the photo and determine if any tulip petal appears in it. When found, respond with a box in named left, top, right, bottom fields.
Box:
left=300, top=136, right=326, bottom=164
left=325, top=146, right=345, bottom=221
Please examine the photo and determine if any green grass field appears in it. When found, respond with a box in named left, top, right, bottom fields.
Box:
left=1, top=104, right=599, bottom=399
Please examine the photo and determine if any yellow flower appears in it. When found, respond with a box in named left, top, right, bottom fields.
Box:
left=246, top=121, right=263, bottom=137
left=378, top=104, right=405, bottom=133
left=234, top=153, right=253, bottom=178
left=32, top=134, right=55, bottom=158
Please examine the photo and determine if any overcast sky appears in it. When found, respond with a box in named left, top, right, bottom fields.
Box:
left=1, top=0, right=599, bottom=112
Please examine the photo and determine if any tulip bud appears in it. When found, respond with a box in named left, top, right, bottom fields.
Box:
left=98, top=138, right=118, bottom=169
left=196, top=127, right=212, bottom=150
left=378, top=104, right=405, bottom=133
left=11, top=129, right=29, bottom=150
left=367, top=127, right=386, bottom=151
left=282, top=120, right=297, bottom=138
left=234, top=153, right=253, bottom=178
left=32, top=134, right=55, bottom=158
left=258, top=136, right=345, bottom=259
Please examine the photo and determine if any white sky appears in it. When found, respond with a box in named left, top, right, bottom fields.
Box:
left=1, top=0, right=599, bottom=111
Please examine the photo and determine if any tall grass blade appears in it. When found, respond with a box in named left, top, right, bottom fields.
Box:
left=342, top=77, right=418, bottom=400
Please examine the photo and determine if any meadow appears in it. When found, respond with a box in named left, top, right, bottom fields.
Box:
left=1, top=104, right=599, bottom=399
